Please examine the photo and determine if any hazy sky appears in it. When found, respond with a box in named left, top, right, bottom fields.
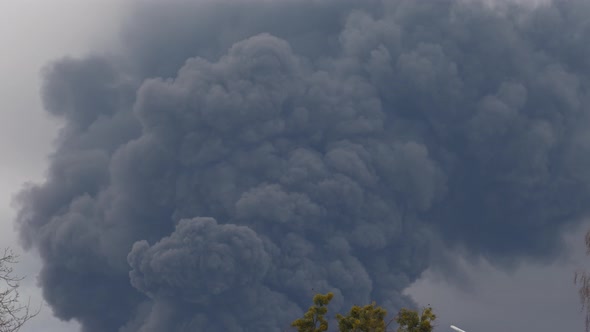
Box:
left=1, top=0, right=589, bottom=331
left=0, top=1, right=125, bottom=331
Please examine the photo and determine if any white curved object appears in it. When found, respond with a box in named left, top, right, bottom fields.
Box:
left=450, top=325, right=466, bottom=332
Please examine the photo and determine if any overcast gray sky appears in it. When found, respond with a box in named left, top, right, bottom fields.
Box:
left=407, top=223, right=588, bottom=332
left=0, top=1, right=125, bottom=331
left=1, top=1, right=589, bottom=332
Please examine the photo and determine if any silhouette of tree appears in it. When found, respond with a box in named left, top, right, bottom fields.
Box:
left=0, top=248, right=38, bottom=332
left=575, top=231, right=590, bottom=332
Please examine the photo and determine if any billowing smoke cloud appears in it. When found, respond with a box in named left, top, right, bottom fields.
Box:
left=14, top=0, right=590, bottom=330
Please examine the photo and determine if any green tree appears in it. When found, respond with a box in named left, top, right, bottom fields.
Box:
left=292, top=293, right=435, bottom=332
left=336, top=302, right=387, bottom=332
left=395, top=307, right=436, bottom=332
left=291, top=293, right=334, bottom=332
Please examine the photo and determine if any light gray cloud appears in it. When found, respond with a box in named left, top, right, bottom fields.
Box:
left=407, top=221, right=590, bottom=332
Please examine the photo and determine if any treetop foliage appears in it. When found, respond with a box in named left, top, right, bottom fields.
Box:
left=291, top=293, right=334, bottom=332
left=291, top=292, right=435, bottom=332
left=395, top=307, right=436, bottom=332
left=336, top=302, right=387, bottom=332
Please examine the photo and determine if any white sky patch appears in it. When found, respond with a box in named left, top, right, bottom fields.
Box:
left=0, top=1, right=130, bottom=330
left=459, top=0, right=551, bottom=9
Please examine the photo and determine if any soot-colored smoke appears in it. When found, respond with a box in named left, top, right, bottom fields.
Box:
left=14, top=0, right=590, bottom=331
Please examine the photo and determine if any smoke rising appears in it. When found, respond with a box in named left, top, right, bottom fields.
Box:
left=14, top=0, right=590, bottom=331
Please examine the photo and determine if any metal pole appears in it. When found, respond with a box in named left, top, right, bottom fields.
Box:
left=450, top=325, right=467, bottom=332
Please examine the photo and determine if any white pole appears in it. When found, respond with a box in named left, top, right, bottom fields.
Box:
left=450, top=325, right=466, bottom=332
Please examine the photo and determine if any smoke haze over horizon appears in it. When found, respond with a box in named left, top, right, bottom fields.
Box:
left=12, top=0, right=590, bottom=331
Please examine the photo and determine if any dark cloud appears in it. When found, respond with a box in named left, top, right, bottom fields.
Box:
left=128, top=217, right=271, bottom=300
left=14, top=0, right=590, bottom=330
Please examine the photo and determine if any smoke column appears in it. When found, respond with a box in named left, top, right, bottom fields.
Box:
left=14, top=0, right=590, bottom=330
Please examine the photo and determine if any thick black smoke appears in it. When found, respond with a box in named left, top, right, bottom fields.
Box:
left=14, top=0, right=590, bottom=330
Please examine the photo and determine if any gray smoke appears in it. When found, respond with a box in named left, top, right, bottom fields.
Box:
left=14, top=0, right=590, bottom=331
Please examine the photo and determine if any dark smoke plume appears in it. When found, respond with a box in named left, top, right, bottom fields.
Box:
left=14, top=0, right=590, bottom=330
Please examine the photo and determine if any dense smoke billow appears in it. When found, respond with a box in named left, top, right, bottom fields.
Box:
left=14, top=0, right=590, bottom=330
